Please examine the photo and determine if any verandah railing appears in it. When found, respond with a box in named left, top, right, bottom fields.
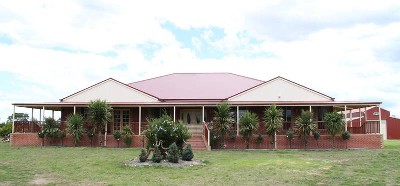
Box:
left=203, top=122, right=210, bottom=148
left=347, top=121, right=380, bottom=134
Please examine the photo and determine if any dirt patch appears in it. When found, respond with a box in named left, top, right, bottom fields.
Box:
left=29, top=177, right=54, bottom=185
left=125, top=158, right=205, bottom=167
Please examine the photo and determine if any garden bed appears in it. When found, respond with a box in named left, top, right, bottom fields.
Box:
left=125, top=158, right=204, bottom=167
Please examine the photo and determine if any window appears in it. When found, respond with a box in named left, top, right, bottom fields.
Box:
left=233, top=108, right=248, bottom=123
left=317, top=107, right=329, bottom=121
left=282, top=107, right=292, bottom=130
left=113, top=110, right=130, bottom=131
left=373, top=112, right=379, bottom=116
left=282, top=107, right=292, bottom=122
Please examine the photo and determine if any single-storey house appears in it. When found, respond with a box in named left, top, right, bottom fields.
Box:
left=11, top=73, right=384, bottom=149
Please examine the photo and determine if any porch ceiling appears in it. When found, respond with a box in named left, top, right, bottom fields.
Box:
left=13, top=100, right=381, bottom=111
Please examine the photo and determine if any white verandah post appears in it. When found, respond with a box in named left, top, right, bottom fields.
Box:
left=39, top=109, right=42, bottom=123
left=202, top=106, right=205, bottom=122
left=378, top=104, right=382, bottom=134
left=31, top=108, right=34, bottom=132
left=12, top=105, right=15, bottom=133
left=350, top=108, right=352, bottom=127
left=73, top=106, right=76, bottom=114
left=104, top=105, right=108, bottom=147
left=236, top=106, right=239, bottom=136
left=173, top=106, right=176, bottom=122
left=42, top=106, right=45, bottom=123
left=359, top=108, right=361, bottom=127
left=344, top=105, right=347, bottom=131
left=138, top=106, right=142, bottom=135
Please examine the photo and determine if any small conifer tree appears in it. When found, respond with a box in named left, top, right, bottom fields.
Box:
left=139, top=148, right=148, bottom=162
left=152, top=147, right=162, bottom=163
left=182, top=144, right=194, bottom=161
left=167, top=143, right=180, bottom=163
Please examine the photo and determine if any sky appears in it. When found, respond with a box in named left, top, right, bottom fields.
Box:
left=0, top=0, right=400, bottom=122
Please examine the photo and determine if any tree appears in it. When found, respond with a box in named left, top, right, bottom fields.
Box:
left=0, top=122, right=12, bottom=138
left=143, top=113, right=191, bottom=156
left=295, top=110, right=315, bottom=149
left=212, top=102, right=234, bottom=148
left=66, top=114, right=85, bottom=146
left=264, top=105, right=284, bottom=149
left=41, top=117, right=61, bottom=145
left=182, top=144, right=194, bottom=161
left=167, top=143, right=179, bottom=163
left=239, top=111, right=259, bottom=149
left=324, top=112, right=345, bottom=148
left=87, top=99, right=112, bottom=146
left=7, top=113, right=29, bottom=122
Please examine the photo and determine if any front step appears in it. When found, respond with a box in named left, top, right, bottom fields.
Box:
left=186, top=134, right=207, bottom=150
left=187, top=125, right=203, bottom=135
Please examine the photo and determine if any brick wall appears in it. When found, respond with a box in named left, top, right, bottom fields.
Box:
left=224, top=134, right=383, bottom=149
left=10, top=133, right=147, bottom=148
left=11, top=133, right=383, bottom=149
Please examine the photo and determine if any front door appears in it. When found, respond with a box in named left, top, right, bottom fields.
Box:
left=181, top=109, right=203, bottom=125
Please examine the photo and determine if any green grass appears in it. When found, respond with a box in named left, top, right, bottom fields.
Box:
left=0, top=140, right=399, bottom=185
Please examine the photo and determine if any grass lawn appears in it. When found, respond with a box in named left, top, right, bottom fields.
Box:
left=1, top=141, right=400, bottom=185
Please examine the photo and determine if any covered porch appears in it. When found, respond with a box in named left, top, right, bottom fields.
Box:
left=12, top=101, right=383, bottom=135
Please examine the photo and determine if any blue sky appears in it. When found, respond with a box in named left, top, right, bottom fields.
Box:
left=0, top=0, right=400, bottom=122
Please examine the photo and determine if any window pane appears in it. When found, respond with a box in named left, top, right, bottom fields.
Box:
left=286, top=109, right=291, bottom=122
left=113, top=110, right=121, bottom=131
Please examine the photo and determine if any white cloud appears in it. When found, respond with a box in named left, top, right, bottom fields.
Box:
left=0, top=0, right=400, bottom=122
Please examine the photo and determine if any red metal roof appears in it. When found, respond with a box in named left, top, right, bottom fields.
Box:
left=129, top=73, right=264, bottom=100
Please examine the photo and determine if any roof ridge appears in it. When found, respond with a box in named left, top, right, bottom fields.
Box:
left=129, top=72, right=265, bottom=85
left=128, top=73, right=174, bottom=85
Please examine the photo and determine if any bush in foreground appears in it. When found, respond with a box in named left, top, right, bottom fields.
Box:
left=181, top=144, right=194, bottom=161
left=139, top=148, right=148, bottom=162
left=167, top=143, right=179, bottom=163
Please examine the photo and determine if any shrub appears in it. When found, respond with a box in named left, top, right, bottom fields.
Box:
left=113, top=130, right=121, bottom=147
left=239, top=111, right=259, bottom=149
left=286, top=130, right=294, bottom=149
left=211, top=102, right=234, bottom=149
left=342, top=131, right=351, bottom=149
left=229, top=131, right=236, bottom=141
left=324, top=112, right=345, bottom=148
left=66, top=114, right=85, bottom=146
left=152, top=147, right=162, bottom=163
left=256, top=134, right=263, bottom=145
left=87, top=99, right=111, bottom=146
left=167, top=143, right=180, bottom=163
left=143, top=113, right=191, bottom=155
left=295, top=110, right=315, bottom=149
left=182, top=144, right=194, bottom=161
left=41, top=117, right=61, bottom=145
left=38, top=132, right=45, bottom=138
left=313, top=130, right=321, bottom=148
left=122, top=126, right=133, bottom=147
left=342, top=131, right=351, bottom=140
left=86, top=130, right=94, bottom=147
left=0, top=122, right=12, bottom=138
left=58, top=130, right=66, bottom=146
left=313, top=130, right=320, bottom=140
left=264, top=105, right=283, bottom=149
left=139, top=148, right=148, bottom=162
left=38, top=132, right=45, bottom=146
